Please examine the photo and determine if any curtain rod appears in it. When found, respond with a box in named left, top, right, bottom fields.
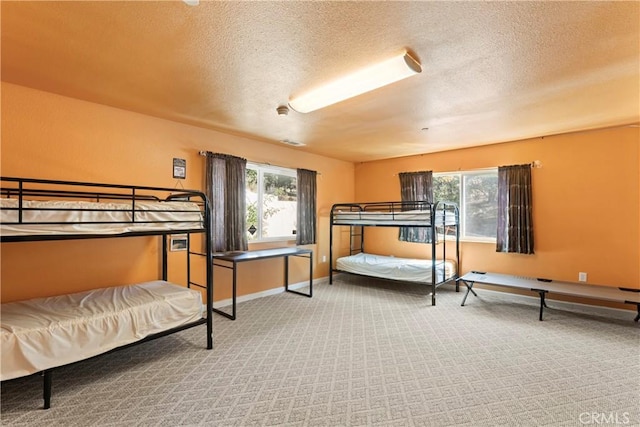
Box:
left=199, top=151, right=320, bottom=174
left=394, top=160, right=542, bottom=176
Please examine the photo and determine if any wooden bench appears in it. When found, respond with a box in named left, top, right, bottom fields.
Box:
left=456, top=271, right=640, bottom=322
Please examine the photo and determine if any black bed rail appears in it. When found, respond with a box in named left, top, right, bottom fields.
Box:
left=1, top=176, right=205, bottom=202
left=0, top=176, right=209, bottom=242
left=330, top=200, right=458, bottom=225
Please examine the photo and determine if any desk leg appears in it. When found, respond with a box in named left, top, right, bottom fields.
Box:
left=284, top=256, right=289, bottom=291
left=285, top=254, right=313, bottom=298
left=212, top=261, right=237, bottom=320
left=309, top=252, right=313, bottom=298
left=232, top=262, right=237, bottom=319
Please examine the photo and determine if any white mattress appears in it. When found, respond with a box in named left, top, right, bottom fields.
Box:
left=0, top=280, right=203, bottom=381
left=336, top=252, right=456, bottom=283
left=332, top=209, right=456, bottom=226
left=0, top=198, right=203, bottom=237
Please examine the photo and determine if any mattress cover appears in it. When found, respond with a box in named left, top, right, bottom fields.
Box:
left=0, top=280, right=203, bottom=381
left=336, top=252, right=456, bottom=283
left=332, top=209, right=457, bottom=226
left=0, top=198, right=203, bottom=236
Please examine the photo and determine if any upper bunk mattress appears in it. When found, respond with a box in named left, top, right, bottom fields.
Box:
left=0, top=199, right=203, bottom=237
left=0, top=280, right=203, bottom=381
left=332, top=209, right=457, bottom=226
left=336, top=252, right=456, bottom=283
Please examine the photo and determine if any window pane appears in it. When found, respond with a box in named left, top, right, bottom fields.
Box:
left=261, top=172, right=297, bottom=239
left=433, top=174, right=460, bottom=205
left=463, top=173, right=498, bottom=238
left=246, top=164, right=298, bottom=242
left=434, top=174, right=460, bottom=237
left=246, top=168, right=259, bottom=241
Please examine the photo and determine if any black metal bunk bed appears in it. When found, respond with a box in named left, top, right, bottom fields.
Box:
left=329, top=200, right=460, bottom=305
left=0, top=176, right=213, bottom=409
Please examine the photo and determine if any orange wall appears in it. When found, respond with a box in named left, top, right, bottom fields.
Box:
left=353, top=128, right=640, bottom=289
left=0, top=82, right=354, bottom=302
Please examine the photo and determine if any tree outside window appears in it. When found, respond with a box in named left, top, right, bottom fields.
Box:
left=434, top=170, right=498, bottom=241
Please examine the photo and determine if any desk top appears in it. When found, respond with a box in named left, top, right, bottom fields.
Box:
left=212, top=247, right=312, bottom=262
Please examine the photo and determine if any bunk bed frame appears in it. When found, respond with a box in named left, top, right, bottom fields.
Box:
left=0, top=176, right=213, bottom=409
left=329, top=200, right=460, bottom=305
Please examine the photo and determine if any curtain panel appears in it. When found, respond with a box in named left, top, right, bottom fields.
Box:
left=398, top=171, right=433, bottom=243
left=204, top=152, right=248, bottom=252
left=296, top=168, right=317, bottom=245
left=496, top=164, right=534, bottom=254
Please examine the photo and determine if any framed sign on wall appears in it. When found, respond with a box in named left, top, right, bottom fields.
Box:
left=173, top=158, right=186, bottom=179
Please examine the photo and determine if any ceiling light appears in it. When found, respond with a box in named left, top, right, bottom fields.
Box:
left=183, top=0, right=199, bottom=6
left=288, top=51, right=421, bottom=113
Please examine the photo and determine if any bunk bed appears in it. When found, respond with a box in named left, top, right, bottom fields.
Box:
left=329, top=200, right=460, bottom=305
left=0, top=176, right=213, bottom=409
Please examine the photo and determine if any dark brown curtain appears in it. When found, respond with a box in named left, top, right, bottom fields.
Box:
left=204, top=152, right=248, bottom=252
left=296, top=168, right=317, bottom=245
left=399, top=171, right=433, bottom=243
left=496, top=164, right=534, bottom=254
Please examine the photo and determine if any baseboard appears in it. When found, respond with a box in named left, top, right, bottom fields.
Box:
left=213, top=276, right=329, bottom=309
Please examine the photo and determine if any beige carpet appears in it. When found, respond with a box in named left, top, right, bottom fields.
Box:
left=2, top=275, right=639, bottom=426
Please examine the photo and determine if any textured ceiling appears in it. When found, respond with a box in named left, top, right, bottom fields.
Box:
left=2, top=1, right=639, bottom=162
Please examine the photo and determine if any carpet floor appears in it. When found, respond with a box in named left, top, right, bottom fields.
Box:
left=2, top=275, right=639, bottom=426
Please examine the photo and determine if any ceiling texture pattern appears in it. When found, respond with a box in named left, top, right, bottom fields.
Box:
left=2, top=1, right=638, bottom=162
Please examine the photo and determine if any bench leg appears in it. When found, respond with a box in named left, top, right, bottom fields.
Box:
left=536, top=290, right=548, bottom=321
left=460, top=280, right=477, bottom=306
left=43, top=370, right=52, bottom=409
left=634, top=304, right=640, bottom=322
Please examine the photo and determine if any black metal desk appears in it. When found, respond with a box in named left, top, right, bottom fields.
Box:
left=212, top=247, right=313, bottom=320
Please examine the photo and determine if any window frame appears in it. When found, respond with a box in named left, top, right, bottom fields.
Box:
left=246, top=162, right=297, bottom=243
left=433, top=169, right=498, bottom=243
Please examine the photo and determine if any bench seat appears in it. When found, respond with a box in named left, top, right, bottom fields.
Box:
left=456, top=271, right=640, bottom=321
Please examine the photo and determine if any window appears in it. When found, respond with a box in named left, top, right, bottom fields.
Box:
left=246, top=163, right=297, bottom=242
left=433, top=170, right=498, bottom=241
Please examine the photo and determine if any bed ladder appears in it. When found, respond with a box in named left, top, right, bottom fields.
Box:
left=350, top=225, right=363, bottom=255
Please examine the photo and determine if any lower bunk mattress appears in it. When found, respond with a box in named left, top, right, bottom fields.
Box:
left=1, top=280, right=203, bottom=381
left=336, top=252, right=456, bottom=283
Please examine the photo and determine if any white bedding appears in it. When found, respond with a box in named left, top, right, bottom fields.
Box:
left=0, top=198, right=203, bottom=237
left=336, top=252, right=456, bottom=283
left=0, top=280, right=203, bottom=381
left=332, top=209, right=457, bottom=226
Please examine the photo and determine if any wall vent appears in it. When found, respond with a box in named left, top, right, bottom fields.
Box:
left=280, top=139, right=306, bottom=147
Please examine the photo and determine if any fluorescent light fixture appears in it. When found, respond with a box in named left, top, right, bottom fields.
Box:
left=289, top=51, right=421, bottom=113
left=183, top=0, right=199, bottom=6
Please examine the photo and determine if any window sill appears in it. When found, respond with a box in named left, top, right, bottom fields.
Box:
left=442, top=236, right=496, bottom=244
left=248, top=237, right=297, bottom=245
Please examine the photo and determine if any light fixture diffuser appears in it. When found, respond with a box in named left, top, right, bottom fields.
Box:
left=289, top=51, right=421, bottom=113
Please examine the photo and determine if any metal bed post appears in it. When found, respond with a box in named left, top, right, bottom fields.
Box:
left=455, top=205, right=460, bottom=292
left=204, top=198, right=213, bottom=349
left=162, top=235, right=168, bottom=281
left=441, top=203, right=447, bottom=285
left=429, top=203, right=436, bottom=305
left=329, top=211, right=334, bottom=285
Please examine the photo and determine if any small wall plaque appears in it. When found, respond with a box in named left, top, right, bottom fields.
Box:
left=173, top=158, right=186, bottom=179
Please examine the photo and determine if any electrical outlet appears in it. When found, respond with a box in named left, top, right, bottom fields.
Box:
left=578, top=272, right=587, bottom=282
left=322, top=255, right=327, bottom=263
